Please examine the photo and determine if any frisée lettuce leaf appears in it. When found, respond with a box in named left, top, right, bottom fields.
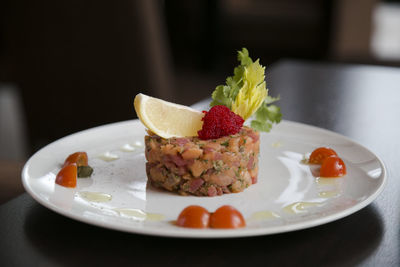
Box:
left=210, top=48, right=281, bottom=132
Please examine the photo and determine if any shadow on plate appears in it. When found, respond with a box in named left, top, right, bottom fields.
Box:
left=22, top=201, right=383, bottom=266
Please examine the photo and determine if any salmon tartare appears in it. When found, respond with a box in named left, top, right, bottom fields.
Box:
left=145, top=126, right=260, bottom=196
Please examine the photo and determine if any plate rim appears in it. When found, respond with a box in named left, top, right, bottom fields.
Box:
left=21, top=119, right=387, bottom=238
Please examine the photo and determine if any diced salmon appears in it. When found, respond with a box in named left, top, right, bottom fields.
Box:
left=181, top=147, right=203, bottom=160
left=188, top=160, right=206, bottom=177
left=228, top=137, right=240, bottom=153
left=145, top=126, right=260, bottom=196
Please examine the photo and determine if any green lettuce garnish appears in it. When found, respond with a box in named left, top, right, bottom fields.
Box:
left=210, top=48, right=281, bottom=132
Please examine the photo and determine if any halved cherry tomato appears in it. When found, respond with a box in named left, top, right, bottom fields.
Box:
left=176, top=205, right=210, bottom=228
left=210, top=205, right=246, bottom=229
left=309, top=147, right=338, bottom=164
left=55, top=163, right=77, bottom=187
left=63, top=152, right=88, bottom=167
left=320, top=156, right=346, bottom=177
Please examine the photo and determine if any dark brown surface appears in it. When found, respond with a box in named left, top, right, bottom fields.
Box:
left=1, top=0, right=174, bottom=152
left=1, top=60, right=399, bottom=266
left=0, top=161, right=25, bottom=204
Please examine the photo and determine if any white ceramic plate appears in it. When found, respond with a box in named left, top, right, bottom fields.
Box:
left=22, top=120, right=386, bottom=238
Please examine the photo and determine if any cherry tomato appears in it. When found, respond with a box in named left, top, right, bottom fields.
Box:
left=176, top=205, right=210, bottom=228
left=309, top=147, right=338, bottom=164
left=320, top=156, right=346, bottom=177
left=210, top=205, right=246, bottom=229
left=63, top=152, right=88, bottom=167
left=55, top=163, right=77, bottom=188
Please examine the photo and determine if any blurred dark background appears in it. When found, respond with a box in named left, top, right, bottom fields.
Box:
left=1, top=0, right=400, bottom=161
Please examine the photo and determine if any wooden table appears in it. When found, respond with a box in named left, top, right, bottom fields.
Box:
left=1, top=60, right=399, bottom=266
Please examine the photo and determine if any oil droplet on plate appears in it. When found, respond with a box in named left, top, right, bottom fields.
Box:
left=319, top=191, right=339, bottom=198
left=133, top=141, right=143, bottom=147
left=77, top=191, right=112, bottom=202
left=316, top=177, right=342, bottom=185
left=283, top=202, right=322, bottom=214
left=114, top=208, right=165, bottom=221
left=98, top=151, right=119, bottom=162
left=271, top=141, right=282, bottom=148
left=120, top=144, right=136, bottom=152
left=250, top=211, right=280, bottom=221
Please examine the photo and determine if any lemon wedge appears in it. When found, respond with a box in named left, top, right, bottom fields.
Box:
left=134, top=93, right=204, bottom=138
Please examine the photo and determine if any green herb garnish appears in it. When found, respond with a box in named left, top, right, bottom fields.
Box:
left=210, top=48, right=281, bottom=132
left=221, top=141, right=230, bottom=147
